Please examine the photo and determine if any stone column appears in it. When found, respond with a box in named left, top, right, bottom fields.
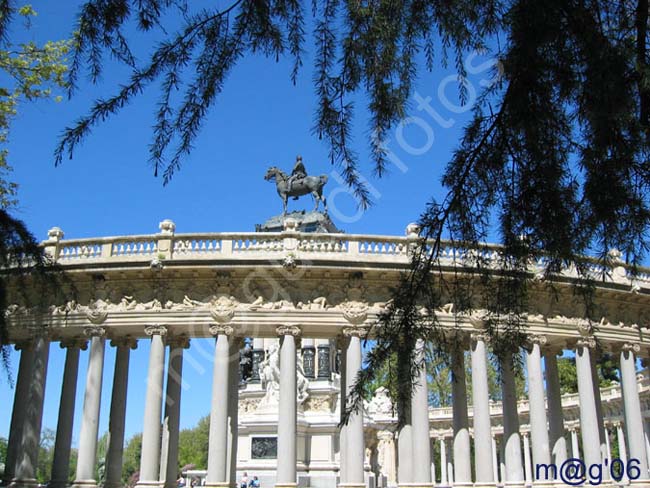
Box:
left=4, top=342, right=34, bottom=484
left=543, top=348, right=568, bottom=467
left=206, top=325, right=233, bottom=487
left=376, top=431, right=397, bottom=487
left=644, top=420, right=650, bottom=476
left=251, top=338, right=264, bottom=383
left=160, top=335, right=190, bottom=488
left=316, top=339, right=331, bottom=379
left=301, top=338, right=316, bottom=379
left=397, top=421, right=413, bottom=486
left=616, top=422, right=629, bottom=483
left=72, top=327, right=106, bottom=488
left=9, top=332, right=49, bottom=488
left=338, top=335, right=348, bottom=484
left=450, top=346, right=471, bottom=486
left=227, top=337, right=241, bottom=485
left=470, top=332, right=494, bottom=486
left=590, top=352, right=608, bottom=473
left=500, top=353, right=524, bottom=486
left=136, top=325, right=168, bottom=488
left=50, top=338, right=87, bottom=488
left=411, top=339, right=432, bottom=487
left=570, top=428, right=579, bottom=459
left=491, top=435, right=499, bottom=483
left=276, top=325, right=301, bottom=488
left=439, top=437, right=447, bottom=486
left=575, top=338, right=602, bottom=472
left=342, top=326, right=365, bottom=488
left=522, top=432, right=532, bottom=487
left=525, top=335, right=552, bottom=484
left=619, top=343, right=649, bottom=483
left=104, top=336, right=137, bottom=488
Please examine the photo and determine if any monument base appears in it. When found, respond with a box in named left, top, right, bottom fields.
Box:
left=256, top=211, right=341, bottom=234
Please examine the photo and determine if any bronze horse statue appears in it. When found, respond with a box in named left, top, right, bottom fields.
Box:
left=264, top=166, right=328, bottom=215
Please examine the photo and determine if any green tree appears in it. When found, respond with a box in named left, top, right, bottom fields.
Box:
left=178, top=416, right=210, bottom=469
left=121, top=433, right=142, bottom=485
left=54, top=0, right=650, bottom=424
left=36, top=427, right=55, bottom=483
left=0, top=436, right=7, bottom=477
left=0, top=4, right=69, bottom=208
left=557, top=357, right=578, bottom=395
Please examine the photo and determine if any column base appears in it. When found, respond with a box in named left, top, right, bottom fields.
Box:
left=48, top=480, right=71, bottom=488
left=8, top=479, right=40, bottom=488
left=70, top=480, right=99, bottom=488
left=135, top=481, right=162, bottom=488
left=275, top=484, right=298, bottom=488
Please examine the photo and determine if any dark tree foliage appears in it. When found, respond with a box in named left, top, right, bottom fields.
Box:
left=0, top=209, right=67, bottom=381
left=56, top=1, right=650, bottom=425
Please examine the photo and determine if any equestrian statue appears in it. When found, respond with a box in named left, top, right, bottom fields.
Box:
left=264, top=155, right=328, bottom=215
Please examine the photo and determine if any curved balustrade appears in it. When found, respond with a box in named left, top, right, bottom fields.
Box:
left=44, top=227, right=650, bottom=293
left=5, top=221, right=650, bottom=488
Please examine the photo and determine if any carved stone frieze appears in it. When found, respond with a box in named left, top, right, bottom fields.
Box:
left=304, top=395, right=332, bottom=413
left=209, top=295, right=238, bottom=323
left=239, top=397, right=262, bottom=414
left=340, top=300, right=369, bottom=325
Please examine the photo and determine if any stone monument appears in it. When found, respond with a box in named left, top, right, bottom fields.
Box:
left=259, top=156, right=342, bottom=233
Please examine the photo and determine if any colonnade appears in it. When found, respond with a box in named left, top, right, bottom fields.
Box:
left=3, top=325, right=650, bottom=488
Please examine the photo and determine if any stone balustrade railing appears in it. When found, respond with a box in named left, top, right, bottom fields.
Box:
left=42, top=221, right=650, bottom=291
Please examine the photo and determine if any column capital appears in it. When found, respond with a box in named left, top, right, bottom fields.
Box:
left=84, top=326, right=106, bottom=338
left=13, top=339, right=33, bottom=351
left=167, top=333, right=190, bottom=349
left=619, top=342, right=641, bottom=354
left=527, top=334, right=547, bottom=347
left=276, top=325, right=301, bottom=337
left=575, top=336, right=596, bottom=350
left=144, top=324, right=167, bottom=336
left=209, top=324, right=234, bottom=336
left=470, top=331, right=489, bottom=344
left=542, top=343, right=564, bottom=356
left=60, top=336, right=88, bottom=350
left=522, top=431, right=530, bottom=439
left=110, top=335, right=138, bottom=349
left=342, top=326, right=368, bottom=338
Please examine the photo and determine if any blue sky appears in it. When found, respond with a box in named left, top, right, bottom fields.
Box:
left=0, top=2, right=500, bottom=444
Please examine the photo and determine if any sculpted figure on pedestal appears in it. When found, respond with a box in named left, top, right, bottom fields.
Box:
left=264, top=156, right=328, bottom=215
left=259, top=343, right=281, bottom=408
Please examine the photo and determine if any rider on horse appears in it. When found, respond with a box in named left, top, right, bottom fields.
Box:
left=288, top=155, right=307, bottom=199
